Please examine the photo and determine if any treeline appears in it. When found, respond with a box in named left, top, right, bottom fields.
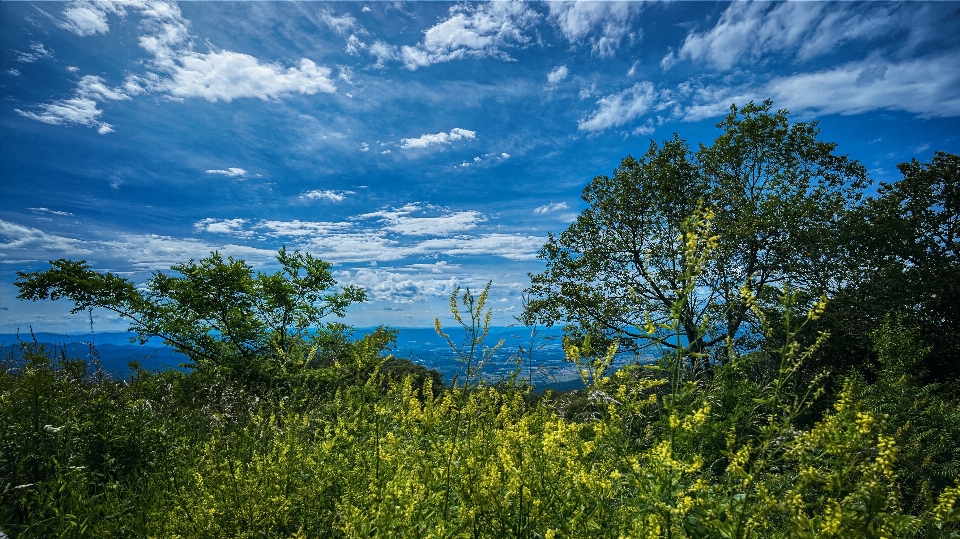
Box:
left=1, top=102, right=958, bottom=537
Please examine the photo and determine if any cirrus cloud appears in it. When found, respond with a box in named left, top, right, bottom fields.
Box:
left=16, top=75, right=129, bottom=134
left=579, top=81, right=657, bottom=132
left=548, top=1, right=643, bottom=57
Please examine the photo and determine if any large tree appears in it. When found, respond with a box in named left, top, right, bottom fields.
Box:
left=525, top=101, right=867, bottom=371
left=15, top=247, right=366, bottom=381
left=820, top=151, right=960, bottom=383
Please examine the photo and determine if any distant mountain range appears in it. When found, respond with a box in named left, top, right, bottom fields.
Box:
left=0, top=327, right=609, bottom=392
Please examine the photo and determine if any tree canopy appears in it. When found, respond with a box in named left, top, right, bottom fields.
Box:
left=15, top=247, right=366, bottom=380
left=525, top=100, right=867, bottom=371
left=820, top=151, right=960, bottom=383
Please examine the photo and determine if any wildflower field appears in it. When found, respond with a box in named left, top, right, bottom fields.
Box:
left=3, top=272, right=959, bottom=538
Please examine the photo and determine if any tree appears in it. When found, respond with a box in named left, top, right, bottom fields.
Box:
left=525, top=101, right=867, bottom=372
left=821, top=151, right=959, bottom=383
left=15, top=247, right=366, bottom=381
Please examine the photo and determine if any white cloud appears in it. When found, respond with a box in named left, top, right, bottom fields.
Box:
left=0, top=219, right=275, bottom=271
left=76, top=75, right=130, bottom=101
left=765, top=53, right=960, bottom=118
left=15, top=75, right=129, bottom=133
left=2, top=199, right=544, bottom=281
left=547, top=65, right=569, bottom=84
left=661, top=2, right=932, bottom=71
left=632, top=120, right=655, bottom=136
left=341, top=268, right=459, bottom=303
left=319, top=9, right=359, bottom=36
left=548, top=1, right=642, bottom=57
left=417, top=234, right=543, bottom=261
left=27, top=207, right=74, bottom=217
left=57, top=1, right=112, bottom=36
left=300, top=189, right=354, bottom=202
left=386, top=213, right=485, bottom=236
left=457, top=151, right=511, bottom=168
left=16, top=98, right=104, bottom=129
left=0, top=220, right=96, bottom=258
left=15, top=42, right=54, bottom=63
left=160, top=52, right=335, bottom=103
left=115, top=234, right=276, bottom=270
left=579, top=81, right=657, bottom=132
left=300, top=232, right=406, bottom=262
left=359, top=142, right=369, bottom=152
left=257, top=220, right=351, bottom=237
left=6, top=68, right=21, bottom=77
left=345, top=34, right=366, bottom=55
left=533, top=202, right=569, bottom=215
left=407, top=260, right=460, bottom=274
left=399, top=2, right=540, bottom=70
left=193, top=218, right=251, bottom=237
left=360, top=205, right=486, bottom=236
left=206, top=167, right=247, bottom=177
left=675, top=53, right=960, bottom=121
left=129, top=2, right=334, bottom=102
left=192, top=204, right=544, bottom=263
left=400, top=128, right=476, bottom=149
left=22, top=2, right=338, bottom=132
left=368, top=40, right=398, bottom=68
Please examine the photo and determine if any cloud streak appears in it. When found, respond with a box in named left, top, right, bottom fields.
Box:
left=533, top=202, right=569, bottom=215
left=579, top=81, right=657, bottom=132
left=662, top=2, right=949, bottom=71
left=400, top=128, right=477, bottom=149
left=675, top=53, right=960, bottom=122
left=1, top=219, right=275, bottom=271
left=206, top=167, right=247, bottom=177
left=16, top=75, right=130, bottom=134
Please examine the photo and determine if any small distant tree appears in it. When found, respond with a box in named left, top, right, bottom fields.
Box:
left=526, top=100, right=867, bottom=372
left=14, top=247, right=365, bottom=382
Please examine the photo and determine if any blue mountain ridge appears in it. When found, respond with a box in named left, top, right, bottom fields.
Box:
left=0, top=327, right=607, bottom=391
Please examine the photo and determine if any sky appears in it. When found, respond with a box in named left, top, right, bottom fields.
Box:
left=1, top=0, right=959, bottom=334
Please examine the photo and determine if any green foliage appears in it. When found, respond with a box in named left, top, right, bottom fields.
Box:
left=526, top=100, right=866, bottom=367
left=0, top=339, right=187, bottom=537
left=3, top=296, right=959, bottom=538
left=15, top=247, right=365, bottom=385
left=859, top=318, right=960, bottom=517
left=822, top=151, right=960, bottom=384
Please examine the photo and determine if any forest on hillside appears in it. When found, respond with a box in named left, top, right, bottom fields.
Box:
left=2, top=102, right=958, bottom=538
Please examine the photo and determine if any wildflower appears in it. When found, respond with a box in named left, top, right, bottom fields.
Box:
left=807, top=295, right=828, bottom=321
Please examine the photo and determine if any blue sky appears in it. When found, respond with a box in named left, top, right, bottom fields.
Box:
left=2, top=0, right=959, bottom=334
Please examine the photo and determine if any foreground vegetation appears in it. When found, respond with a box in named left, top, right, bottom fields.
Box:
left=2, top=103, right=958, bottom=537
left=2, top=286, right=959, bottom=538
